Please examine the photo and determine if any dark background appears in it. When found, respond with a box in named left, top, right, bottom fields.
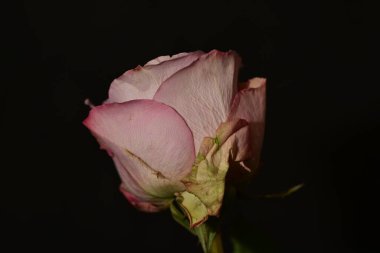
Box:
left=2, top=0, right=378, bottom=252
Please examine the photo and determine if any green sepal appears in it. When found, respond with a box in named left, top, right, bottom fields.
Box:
left=181, top=119, right=250, bottom=222
left=256, top=183, right=304, bottom=199
left=176, top=191, right=209, bottom=227
left=170, top=202, right=196, bottom=235
left=170, top=202, right=220, bottom=253
left=194, top=222, right=217, bottom=253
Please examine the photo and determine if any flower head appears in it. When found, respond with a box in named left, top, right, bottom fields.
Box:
left=83, top=50, right=266, bottom=220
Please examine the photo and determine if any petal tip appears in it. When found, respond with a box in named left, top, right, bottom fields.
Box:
left=240, top=77, right=266, bottom=90
left=250, top=77, right=267, bottom=88
left=206, top=49, right=241, bottom=60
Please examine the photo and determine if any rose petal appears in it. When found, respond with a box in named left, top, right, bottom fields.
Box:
left=144, top=52, right=191, bottom=66
left=119, top=185, right=165, bottom=212
left=213, top=118, right=252, bottom=162
left=233, top=125, right=252, bottom=162
left=228, top=77, right=266, bottom=170
left=113, top=154, right=155, bottom=201
left=83, top=99, right=196, bottom=199
left=107, top=51, right=204, bottom=103
left=154, top=50, right=241, bottom=152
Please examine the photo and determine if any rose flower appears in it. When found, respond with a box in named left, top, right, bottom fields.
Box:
left=83, top=50, right=265, bottom=225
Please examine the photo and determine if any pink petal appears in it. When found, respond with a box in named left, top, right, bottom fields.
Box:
left=153, top=50, right=241, bottom=152
left=233, top=125, right=252, bottom=162
left=83, top=99, right=195, bottom=199
left=228, top=78, right=266, bottom=170
left=144, top=52, right=191, bottom=66
left=119, top=185, right=166, bottom=212
left=107, top=51, right=204, bottom=103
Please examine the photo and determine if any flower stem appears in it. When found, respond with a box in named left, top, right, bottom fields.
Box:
left=210, top=231, right=224, bottom=253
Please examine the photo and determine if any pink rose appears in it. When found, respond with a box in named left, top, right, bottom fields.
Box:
left=83, top=50, right=265, bottom=216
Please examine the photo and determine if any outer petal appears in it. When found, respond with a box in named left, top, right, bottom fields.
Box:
left=145, top=52, right=191, bottom=66
left=83, top=99, right=196, bottom=200
left=107, top=51, right=204, bottom=103
left=153, top=50, right=241, bottom=153
left=119, top=185, right=163, bottom=212
left=228, top=78, right=266, bottom=170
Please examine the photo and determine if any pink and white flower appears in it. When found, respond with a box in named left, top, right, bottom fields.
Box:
left=83, top=50, right=266, bottom=214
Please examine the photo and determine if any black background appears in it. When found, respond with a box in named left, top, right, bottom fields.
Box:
left=2, top=1, right=378, bottom=252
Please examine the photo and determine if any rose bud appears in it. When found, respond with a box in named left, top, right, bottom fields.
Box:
left=83, top=50, right=265, bottom=224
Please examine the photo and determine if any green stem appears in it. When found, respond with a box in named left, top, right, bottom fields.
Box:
left=210, top=231, right=224, bottom=253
